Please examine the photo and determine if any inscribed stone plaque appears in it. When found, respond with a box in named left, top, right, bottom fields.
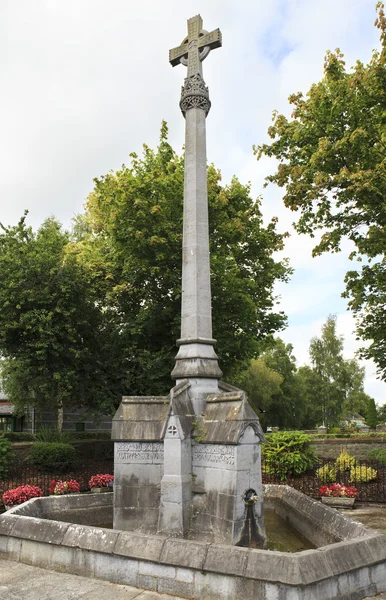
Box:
left=193, top=444, right=236, bottom=468
left=115, top=442, right=164, bottom=464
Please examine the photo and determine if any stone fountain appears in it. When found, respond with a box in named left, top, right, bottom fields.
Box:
left=111, top=13, right=265, bottom=548
left=0, top=15, right=386, bottom=600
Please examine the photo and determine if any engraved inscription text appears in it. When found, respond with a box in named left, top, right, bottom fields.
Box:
left=115, top=442, right=164, bottom=464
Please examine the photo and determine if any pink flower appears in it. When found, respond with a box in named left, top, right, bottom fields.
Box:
left=50, top=479, right=80, bottom=495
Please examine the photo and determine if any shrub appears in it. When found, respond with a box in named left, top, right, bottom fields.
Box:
left=2, top=484, right=43, bottom=506
left=367, top=448, right=386, bottom=465
left=335, top=450, right=356, bottom=472
left=262, top=431, right=318, bottom=480
left=349, top=465, right=377, bottom=483
left=0, top=436, right=11, bottom=480
left=29, top=442, right=76, bottom=472
left=88, top=474, right=114, bottom=488
left=49, top=479, right=80, bottom=495
left=71, top=431, right=111, bottom=440
left=34, top=426, right=73, bottom=444
left=316, top=463, right=337, bottom=483
left=2, top=432, right=35, bottom=442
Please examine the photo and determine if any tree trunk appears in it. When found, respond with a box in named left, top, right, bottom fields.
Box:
left=57, top=403, right=63, bottom=432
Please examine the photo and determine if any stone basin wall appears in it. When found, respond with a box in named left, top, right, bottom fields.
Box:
left=0, top=487, right=386, bottom=600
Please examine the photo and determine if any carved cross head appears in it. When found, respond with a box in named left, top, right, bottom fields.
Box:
left=169, top=15, right=222, bottom=77
left=167, top=424, right=178, bottom=437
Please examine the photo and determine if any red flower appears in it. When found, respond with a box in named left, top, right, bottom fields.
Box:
left=2, top=485, right=43, bottom=506
left=88, top=474, right=114, bottom=488
left=319, top=484, right=357, bottom=498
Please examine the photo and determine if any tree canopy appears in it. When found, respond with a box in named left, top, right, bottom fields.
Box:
left=75, top=123, right=291, bottom=392
left=255, top=3, right=386, bottom=380
left=237, top=316, right=374, bottom=430
left=0, top=124, right=291, bottom=414
left=0, top=216, right=126, bottom=421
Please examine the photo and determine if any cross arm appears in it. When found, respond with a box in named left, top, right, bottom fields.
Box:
left=198, top=28, right=222, bottom=51
left=169, top=27, right=222, bottom=67
left=169, top=43, right=188, bottom=67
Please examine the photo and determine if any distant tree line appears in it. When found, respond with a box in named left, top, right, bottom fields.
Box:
left=237, top=315, right=378, bottom=431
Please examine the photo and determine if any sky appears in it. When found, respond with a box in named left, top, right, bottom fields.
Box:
left=1, top=0, right=385, bottom=406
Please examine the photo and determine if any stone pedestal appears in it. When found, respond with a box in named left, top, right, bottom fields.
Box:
left=112, top=381, right=265, bottom=547
left=112, top=396, right=167, bottom=533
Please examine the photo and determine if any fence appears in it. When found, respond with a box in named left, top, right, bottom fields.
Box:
left=262, top=458, right=386, bottom=503
left=0, top=456, right=385, bottom=503
left=0, top=457, right=114, bottom=497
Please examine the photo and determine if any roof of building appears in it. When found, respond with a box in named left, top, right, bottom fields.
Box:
left=342, top=412, right=365, bottom=421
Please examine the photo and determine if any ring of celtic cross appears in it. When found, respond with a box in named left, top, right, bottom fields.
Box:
left=178, top=30, right=211, bottom=66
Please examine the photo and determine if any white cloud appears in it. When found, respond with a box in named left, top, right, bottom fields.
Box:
left=0, top=0, right=385, bottom=403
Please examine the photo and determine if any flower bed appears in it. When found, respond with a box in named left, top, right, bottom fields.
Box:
left=319, top=484, right=357, bottom=498
left=2, top=484, right=43, bottom=507
left=88, top=473, right=114, bottom=489
left=49, top=479, right=80, bottom=495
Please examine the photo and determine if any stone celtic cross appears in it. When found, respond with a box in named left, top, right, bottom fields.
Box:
left=169, top=15, right=222, bottom=76
left=169, top=16, right=223, bottom=413
left=169, top=15, right=222, bottom=116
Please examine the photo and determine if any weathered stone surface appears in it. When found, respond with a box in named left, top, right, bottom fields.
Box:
left=0, top=514, right=18, bottom=535
left=10, top=516, right=69, bottom=545
left=114, top=531, right=165, bottom=562
left=115, top=442, right=164, bottom=465
left=112, top=397, right=169, bottom=442
left=199, top=391, right=264, bottom=444
left=264, top=485, right=373, bottom=547
left=160, top=538, right=209, bottom=570
left=138, top=574, right=158, bottom=591
left=2, top=489, right=386, bottom=600
left=157, top=576, right=193, bottom=598
left=94, top=553, right=139, bottom=586
left=114, top=507, right=160, bottom=534
left=62, top=524, right=118, bottom=553
left=204, top=544, right=248, bottom=577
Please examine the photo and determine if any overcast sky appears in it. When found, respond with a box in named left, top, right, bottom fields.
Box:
left=1, top=0, right=385, bottom=406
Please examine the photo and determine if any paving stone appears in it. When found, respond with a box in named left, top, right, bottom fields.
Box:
left=135, top=593, right=184, bottom=600
left=0, top=559, right=184, bottom=600
left=79, top=585, right=142, bottom=599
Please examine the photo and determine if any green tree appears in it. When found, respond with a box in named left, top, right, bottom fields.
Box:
left=366, top=397, right=378, bottom=429
left=342, top=358, right=373, bottom=417
left=255, top=3, right=386, bottom=380
left=309, top=315, right=347, bottom=428
left=237, top=356, right=283, bottom=429
left=377, top=403, right=386, bottom=424
left=77, top=123, right=291, bottom=392
left=238, top=338, right=316, bottom=430
left=0, top=216, right=125, bottom=426
left=263, top=339, right=303, bottom=429
left=294, top=366, right=324, bottom=429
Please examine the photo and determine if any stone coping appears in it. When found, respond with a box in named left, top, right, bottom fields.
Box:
left=1, top=487, right=386, bottom=587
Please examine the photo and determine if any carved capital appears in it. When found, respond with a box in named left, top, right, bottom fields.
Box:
left=180, top=73, right=211, bottom=117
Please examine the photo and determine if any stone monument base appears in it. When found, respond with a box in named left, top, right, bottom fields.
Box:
left=112, top=380, right=265, bottom=546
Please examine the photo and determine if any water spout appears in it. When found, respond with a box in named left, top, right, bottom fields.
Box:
left=236, top=489, right=266, bottom=549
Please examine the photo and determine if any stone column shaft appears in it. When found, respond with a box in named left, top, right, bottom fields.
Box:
left=181, top=107, right=211, bottom=341
left=171, top=106, right=222, bottom=395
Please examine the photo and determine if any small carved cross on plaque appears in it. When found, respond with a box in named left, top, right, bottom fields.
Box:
left=167, top=424, right=178, bottom=437
left=169, top=15, right=222, bottom=78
